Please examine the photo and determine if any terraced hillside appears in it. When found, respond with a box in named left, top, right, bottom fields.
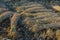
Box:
left=0, top=0, right=60, bottom=40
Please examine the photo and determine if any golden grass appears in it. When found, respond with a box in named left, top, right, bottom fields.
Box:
left=56, top=30, right=60, bottom=40
left=46, top=28, right=54, bottom=38
left=52, top=5, right=60, bottom=12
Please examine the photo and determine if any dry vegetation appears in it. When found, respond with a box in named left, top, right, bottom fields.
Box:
left=52, top=5, right=60, bottom=12
left=0, top=1, right=60, bottom=40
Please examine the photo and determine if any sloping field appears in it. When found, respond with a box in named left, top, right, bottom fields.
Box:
left=0, top=0, right=60, bottom=40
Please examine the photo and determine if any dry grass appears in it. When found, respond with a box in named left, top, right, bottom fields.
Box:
left=0, top=2, right=60, bottom=40
left=52, top=5, right=60, bottom=12
left=56, top=30, right=60, bottom=40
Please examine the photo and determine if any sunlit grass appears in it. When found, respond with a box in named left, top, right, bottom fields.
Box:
left=52, top=5, right=60, bottom=12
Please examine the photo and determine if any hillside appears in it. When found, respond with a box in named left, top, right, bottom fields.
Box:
left=0, top=0, right=60, bottom=40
